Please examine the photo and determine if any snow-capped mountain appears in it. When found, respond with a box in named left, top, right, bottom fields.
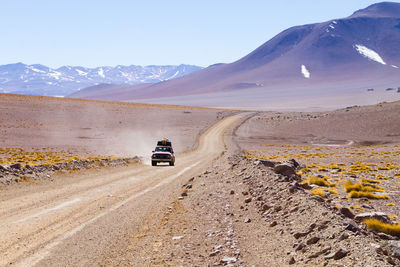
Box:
left=70, top=1, right=400, bottom=110
left=0, top=63, right=202, bottom=96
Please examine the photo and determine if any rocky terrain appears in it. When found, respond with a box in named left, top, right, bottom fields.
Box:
left=106, top=102, right=400, bottom=266
left=1, top=96, right=400, bottom=265
left=117, top=152, right=400, bottom=266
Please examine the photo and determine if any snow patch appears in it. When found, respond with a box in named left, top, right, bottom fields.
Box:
left=391, top=65, right=399, bottom=69
left=301, top=65, right=310, bottom=79
left=48, top=71, right=62, bottom=80
left=98, top=68, right=105, bottom=78
left=166, top=70, right=180, bottom=80
left=76, top=69, right=88, bottom=76
left=354, top=44, right=386, bottom=65
left=28, top=66, right=46, bottom=73
left=332, top=21, right=337, bottom=24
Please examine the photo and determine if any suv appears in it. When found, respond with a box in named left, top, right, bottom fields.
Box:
left=151, top=139, right=175, bottom=166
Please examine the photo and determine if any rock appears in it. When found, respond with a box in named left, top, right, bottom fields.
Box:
left=393, top=248, right=400, bottom=260
left=295, top=243, right=306, bottom=251
left=178, top=196, right=184, bottom=200
left=387, top=256, right=397, bottom=265
left=310, top=196, right=325, bottom=202
left=270, top=221, right=278, bottom=227
left=338, top=232, right=349, bottom=241
left=274, top=206, right=282, bottom=212
left=290, top=206, right=299, bottom=213
left=172, top=235, right=184, bottom=240
left=230, top=190, right=235, bottom=195
left=181, top=192, right=188, bottom=197
left=308, top=247, right=331, bottom=259
left=298, top=182, right=312, bottom=190
left=306, top=236, right=320, bottom=245
left=345, top=222, right=360, bottom=233
left=361, top=204, right=374, bottom=209
left=289, top=256, right=295, bottom=264
left=242, top=191, right=249, bottom=195
left=0, top=165, right=6, bottom=171
left=274, top=163, right=296, bottom=176
left=209, top=251, right=219, bottom=257
left=10, top=163, right=22, bottom=170
left=221, top=256, right=236, bottom=263
left=294, top=232, right=309, bottom=239
left=354, top=212, right=391, bottom=224
left=244, top=197, right=252, bottom=203
left=186, top=184, right=192, bottom=189
left=377, top=232, right=396, bottom=240
left=325, top=248, right=349, bottom=260
left=340, top=207, right=355, bottom=219
left=259, top=160, right=276, bottom=168
left=288, top=158, right=299, bottom=167
left=244, top=218, right=251, bottom=223
left=261, top=203, right=272, bottom=211
left=309, top=223, right=317, bottom=231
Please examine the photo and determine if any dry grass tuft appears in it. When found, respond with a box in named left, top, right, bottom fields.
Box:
left=310, top=188, right=326, bottom=198
left=303, top=176, right=336, bottom=187
left=363, top=218, right=400, bottom=236
left=347, top=191, right=390, bottom=199
left=361, top=178, right=381, bottom=184
left=344, top=181, right=385, bottom=193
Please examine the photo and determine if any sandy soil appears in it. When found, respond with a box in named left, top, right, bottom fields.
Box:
left=2, top=95, right=400, bottom=266
left=235, top=100, right=400, bottom=148
left=0, top=113, right=244, bottom=266
left=0, top=93, right=230, bottom=158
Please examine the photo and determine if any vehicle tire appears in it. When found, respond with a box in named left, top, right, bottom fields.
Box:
left=152, top=161, right=157, bottom=166
left=169, top=161, right=174, bottom=166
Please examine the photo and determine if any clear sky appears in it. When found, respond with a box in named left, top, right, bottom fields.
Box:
left=1, top=0, right=397, bottom=68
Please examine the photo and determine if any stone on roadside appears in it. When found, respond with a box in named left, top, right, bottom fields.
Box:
left=325, top=248, right=349, bottom=260
left=221, top=256, right=236, bottom=263
left=270, top=221, right=278, bottom=227
left=10, top=163, right=22, bottom=170
left=244, top=197, right=252, bottom=203
left=306, top=236, right=320, bottom=245
left=340, top=207, right=355, bottom=219
left=354, top=212, right=391, bottom=224
left=274, top=163, right=296, bottom=177
left=259, top=160, right=275, bottom=168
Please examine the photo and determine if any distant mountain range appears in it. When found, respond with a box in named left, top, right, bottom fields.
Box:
left=0, top=63, right=202, bottom=96
left=70, top=2, right=400, bottom=110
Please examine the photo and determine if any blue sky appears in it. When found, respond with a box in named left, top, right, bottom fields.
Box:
left=1, top=0, right=397, bottom=67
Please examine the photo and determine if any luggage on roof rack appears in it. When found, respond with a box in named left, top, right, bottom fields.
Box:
left=157, top=139, right=172, bottom=147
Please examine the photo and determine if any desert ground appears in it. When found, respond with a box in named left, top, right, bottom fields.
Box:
left=1, top=94, right=400, bottom=266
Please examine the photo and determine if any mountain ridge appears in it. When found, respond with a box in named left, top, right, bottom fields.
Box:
left=70, top=1, right=400, bottom=107
left=0, top=63, right=202, bottom=96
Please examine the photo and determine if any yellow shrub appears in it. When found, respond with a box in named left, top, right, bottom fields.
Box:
left=361, top=178, right=380, bottom=184
left=327, top=188, right=338, bottom=196
left=363, top=219, right=400, bottom=236
left=303, top=176, right=336, bottom=187
left=387, top=203, right=396, bottom=207
left=347, top=191, right=389, bottom=199
left=310, top=188, right=326, bottom=198
left=344, top=181, right=384, bottom=193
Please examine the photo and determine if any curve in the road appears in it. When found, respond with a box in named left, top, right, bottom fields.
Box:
left=0, top=113, right=244, bottom=266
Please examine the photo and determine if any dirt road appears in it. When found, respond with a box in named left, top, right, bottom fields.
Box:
left=0, top=114, right=243, bottom=266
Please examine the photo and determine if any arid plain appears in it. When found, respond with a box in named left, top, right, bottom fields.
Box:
left=1, top=94, right=400, bottom=266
